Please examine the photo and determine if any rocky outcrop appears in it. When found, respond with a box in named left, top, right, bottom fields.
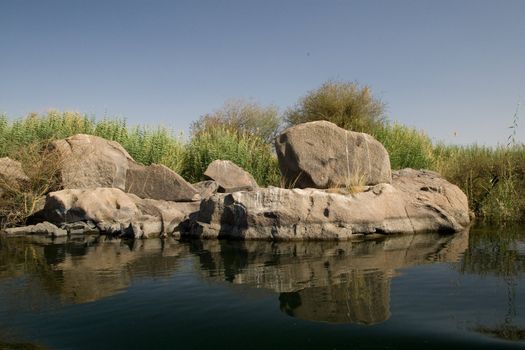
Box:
left=0, top=157, right=30, bottom=196
left=187, top=169, right=470, bottom=240
left=37, top=187, right=200, bottom=238
left=275, top=121, right=391, bottom=188
left=50, top=134, right=199, bottom=202
left=204, top=160, right=258, bottom=192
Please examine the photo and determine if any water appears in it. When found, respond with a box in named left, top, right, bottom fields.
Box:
left=0, top=226, right=525, bottom=349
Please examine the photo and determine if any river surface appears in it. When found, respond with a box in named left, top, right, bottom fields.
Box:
left=0, top=225, right=525, bottom=349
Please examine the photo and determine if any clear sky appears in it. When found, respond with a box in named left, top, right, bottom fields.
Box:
left=1, top=0, right=524, bottom=145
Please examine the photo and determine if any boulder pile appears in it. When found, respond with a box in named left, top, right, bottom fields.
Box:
left=1, top=121, right=471, bottom=240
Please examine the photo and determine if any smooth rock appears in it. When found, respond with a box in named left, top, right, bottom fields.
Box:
left=204, top=160, right=258, bottom=192
left=126, top=163, right=200, bottom=202
left=50, top=134, right=199, bottom=201
left=39, top=187, right=200, bottom=238
left=275, top=120, right=391, bottom=188
left=186, top=169, right=470, bottom=240
left=49, top=134, right=133, bottom=190
left=4, top=221, right=67, bottom=237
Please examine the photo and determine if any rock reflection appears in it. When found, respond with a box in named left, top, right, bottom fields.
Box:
left=0, top=230, right=470, bottom=325
left=191, top=231, right=469, bottom=325
left=0, top=236, right=188, bottom=304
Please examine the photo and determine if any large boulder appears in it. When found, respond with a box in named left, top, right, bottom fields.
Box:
left=125, top=163, right=199, bottom=202
left=275, top=121, right=391, bottom=188
left=0, top=157, right=30, bottom=196
left=186, top=169, right=470, bottom=241
left=203, top=160, right=258, bottom=192
left=38, top=187, right=200, bottom=238
left=50, top=134, right=199, bottom=201
left=50, top=134, right=132, bottom=190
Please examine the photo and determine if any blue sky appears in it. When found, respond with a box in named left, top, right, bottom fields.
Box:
left=1, top=0, right=524, bottom=145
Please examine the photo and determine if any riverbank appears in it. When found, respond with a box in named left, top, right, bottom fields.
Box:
left=0, top=111, right=522, bottom=225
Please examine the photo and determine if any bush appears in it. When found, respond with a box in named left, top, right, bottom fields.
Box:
left=0, top=141, right=63, bottom=227
left=373, top=123, right=435, bottom=170
left=182, top=127, right=280, bottom=186
left=284, top=81, right=386, bottom=134
left=191, top=99, right=281, bottom=143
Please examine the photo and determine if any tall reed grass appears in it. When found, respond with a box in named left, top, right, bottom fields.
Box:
left=434, top=144, right=525, bottom=222
left=182, top=127, right=280, bottom=186
left=0, top=111, right=186, bottom=173
left=373, top=123, right=435, bottom=170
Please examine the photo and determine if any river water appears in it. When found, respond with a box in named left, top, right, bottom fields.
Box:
left=0, top=225, right=524, bottom=349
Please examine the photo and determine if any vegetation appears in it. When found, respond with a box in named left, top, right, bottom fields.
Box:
left=0, top=80, right=523, bottom=224
left=373, top=123, right=435, bottom=170
left=0, top=111, right=187, bottom=173
left=434, top=144, right=525, bottom=223
left=182, top=127, right=280, bottom=186
left=0, top=142, right=62, bottom=226
left=284, top=81, right=386, bottom=134
left=191, top=99, right=281, bottom=143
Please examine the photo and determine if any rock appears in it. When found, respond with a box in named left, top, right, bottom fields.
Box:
left=193, top=180, right=219, bottom=199
left=61, top=221, right=100, bottom=235
left=186, top=169, right=470, bottom=240
left=275, top=120, right=391, bottom=188
left=126, top=163, right=200, bottom=202
left=50, top=134, right=199, bottom=201
left=0, top=157, right=30, bottom=196
left=49, top=134, right=132, bottom=190
left=203, top=160, right=258, bottom=192
left=39, top=188, right=200, bottom=238
left=4, top=221, right=67, bottom=237
left=392, top=168, right=471, bottom=227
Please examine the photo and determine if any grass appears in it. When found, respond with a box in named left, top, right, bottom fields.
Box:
left=373, top=123, right=435, bottom=170
left=0, top=111, right=186, bottom=173
left=181, top=126, right=280, bottom=186
left=433, top=144, right=525, bottom=222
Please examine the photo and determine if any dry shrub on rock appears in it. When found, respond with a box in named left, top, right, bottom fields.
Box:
left=0, top=142, right=63, bottom=227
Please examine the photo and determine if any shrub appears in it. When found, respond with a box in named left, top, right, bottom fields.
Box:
left=182, top=127, right=280, bottom=186
left=284, top=81, right=386, bottom=134
left=0, top=142, right=63, bottom=227
left=191, top=99, right=281, bottom=143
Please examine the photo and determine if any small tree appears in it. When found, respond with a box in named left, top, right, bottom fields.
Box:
left=191, top=99, right=281, bottom=143
left=285, top=81, right=386, bottom=134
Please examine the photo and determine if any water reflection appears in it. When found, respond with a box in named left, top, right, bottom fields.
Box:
left=0, top=236, right=188, bottom=304
left=460, top=226, right=525, bottom=341
left=190, top=231, right=469, bottom=324
left=3, top=227, right=525, bottom=330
